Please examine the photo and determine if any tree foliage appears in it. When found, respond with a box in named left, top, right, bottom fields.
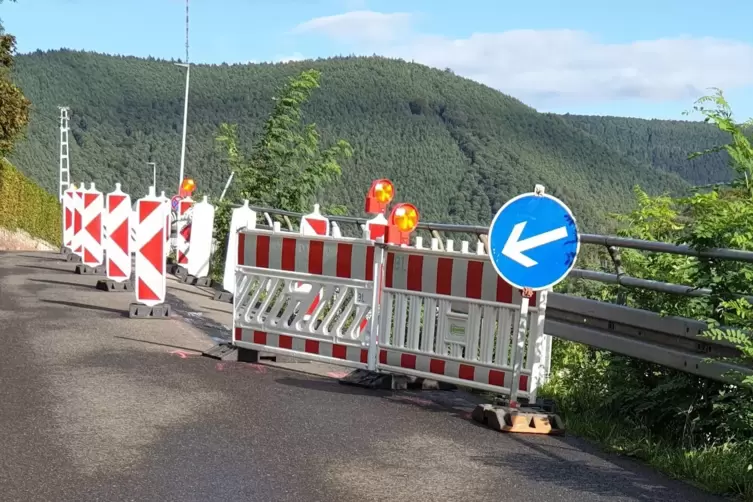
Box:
left=210, top=69, right=352, bottom=279
left=545, top=89, right=753, bottom=498
left=216, top=69, right=353, bottom=213
left=0, top=28, right=30, bottom=155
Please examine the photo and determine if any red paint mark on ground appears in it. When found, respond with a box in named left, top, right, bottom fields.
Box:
left=327, top=371, right=350, bottom=379
left=169, top=350, right=199, bottom=359
left=214, top=361, right=268, bottom=374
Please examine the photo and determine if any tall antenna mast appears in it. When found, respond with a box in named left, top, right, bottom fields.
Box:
left=58, top=106, right=71, bottom=201
left=176, top=0, right=190, bottom=191
left=185, top=0, right=189, bottom=63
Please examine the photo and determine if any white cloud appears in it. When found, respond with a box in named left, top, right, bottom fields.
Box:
left=291, top=10, right=414, bottom=45
left=274, top=52, right=306, bottom=63
left=291, top=12, right=753, bottom=105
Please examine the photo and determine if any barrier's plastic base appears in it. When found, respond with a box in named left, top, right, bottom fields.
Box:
left=128, top=303, right=171, bottom=319
left=61, top=246, right=72, bottom=255
left=212, top=290, right=233, bottom=303
left=66, top=253, right=82, bottom=263
left=96, top=279, right=134, bottom=292
left=471, top=403, right=565, bottom=435
left=180, top=273, right=212, bottom=287
left=75, top=264, right=105, bottom=275
left=202, top=342, right=239, bottom=361
left=173, top=265, right=189, bottom=281
left=338, top=369, right=457, bottom=391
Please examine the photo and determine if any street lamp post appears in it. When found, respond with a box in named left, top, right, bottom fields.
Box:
left=175, top=62, right=190, bottom=193
left=147, top=162, right=157, bottom=190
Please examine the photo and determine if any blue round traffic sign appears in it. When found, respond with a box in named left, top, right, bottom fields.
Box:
left=171, top=195, right=181, bottom=212
left=488, top=192, right=580, bottom=291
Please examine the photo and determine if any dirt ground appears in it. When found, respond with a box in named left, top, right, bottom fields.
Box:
left=0, top=227, right=57, bottom=251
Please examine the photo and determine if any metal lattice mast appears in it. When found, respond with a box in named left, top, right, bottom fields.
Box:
left=58, top=106, right=71, bottom=201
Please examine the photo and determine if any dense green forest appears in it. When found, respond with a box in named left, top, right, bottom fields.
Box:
left=5, top=49, right=732, bottom=231
left=558, top=114, right=733, bottom=186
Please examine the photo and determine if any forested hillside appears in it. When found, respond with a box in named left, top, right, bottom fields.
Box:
left=558, top=114, right=734, bottom=186
left=7, top=49, right=727, bottom=231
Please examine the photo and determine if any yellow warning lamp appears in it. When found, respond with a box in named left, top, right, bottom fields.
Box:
left=365, top=178, right=395, bottom=214
left=179, top=178, right=196, bottom=198
left=386, top=203, right=419, bottom=245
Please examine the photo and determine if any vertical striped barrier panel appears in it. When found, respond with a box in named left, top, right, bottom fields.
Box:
left=186, top=196, right=215, bottom=279
left=376, top=242, right=550, bottom=401
left=133, top=187, right=167, bottom=307
left=176, top=196, right=194, bottom=267
left=233, top=228, right=384, bottom=371
left=80, top=183, right=104, bottom=268
left=62, top=184, right=77, bottom=252
left=104, top=184, right=132, bottom=282
left=71, top=183, right=86, bottom=257
left=157, top=191, right=172, bottom=255
left=364, top=213, right=388, bottom=241
left=220, top=200, right=257, bottom=298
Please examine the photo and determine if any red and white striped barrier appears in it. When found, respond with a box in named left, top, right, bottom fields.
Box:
left=104, top=183, right=131, bottom=282
left=221, top=200, right=256, bottom=295
left=364, top=213, right=388, bottom=241
left=80, top=183, right=104, bottom=267
left=295, top=204, right=329, bottom=318
left=158, top=191, right=172, bottom=255
left=133, top=187, right=167, bottom=307
left=71, top=183, right=86, bottom=257
left=232, top=227, right=551, bottom=400
left=62, top=184, right=77, bottom=251
left=234, top=228, right=381, bottom=369
left=176, top=197, right=194, bottom=266
left=186, top=196, right=215, bottom=279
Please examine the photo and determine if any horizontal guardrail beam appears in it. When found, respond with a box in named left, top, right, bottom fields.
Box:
left=545, top=292, right=752, bottom=383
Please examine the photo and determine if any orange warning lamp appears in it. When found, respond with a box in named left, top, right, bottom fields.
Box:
left=179, top=178, right=196, bottom=198
left=365, top=178, right=394, bottom=214
left=386, top=203, right=419, bottom=245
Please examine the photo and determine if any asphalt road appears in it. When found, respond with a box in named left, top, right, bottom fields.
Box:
left=0, top=251, right=725, bottom=502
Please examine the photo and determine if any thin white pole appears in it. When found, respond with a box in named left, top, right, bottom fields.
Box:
left=148, top=162, right=156, bottom=190
left=219, top=171, right=235, bottom=201
left=176, top=0, right=190, bottom=192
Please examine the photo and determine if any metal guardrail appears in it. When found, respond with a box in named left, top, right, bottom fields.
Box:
left=232, top=203, right=753, bottom=382
left=545, top=293, right=751, bottom=383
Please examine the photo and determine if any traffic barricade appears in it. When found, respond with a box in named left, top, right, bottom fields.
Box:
left=230, top=226, right=551, bottom=402
left=376, top=242, right=550, bottom=402
left=97, top=183, right=133, bottom=292
left=233, top=228, right=383, bottom=371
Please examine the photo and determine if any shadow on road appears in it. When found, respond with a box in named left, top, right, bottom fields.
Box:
left=274, top=376, right=392, bottom=397
left=114, top=335, right=205, bottom=354
left=18, top=254, right=65, bottom=262
left=29, top=278, right=93, bottom=291
left=19, top=264, right=70, bottom=274
left=40, top=299, right=129, bottom=318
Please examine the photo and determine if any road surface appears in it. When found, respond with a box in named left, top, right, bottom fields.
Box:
left=0, top=251, right=723, bottom=502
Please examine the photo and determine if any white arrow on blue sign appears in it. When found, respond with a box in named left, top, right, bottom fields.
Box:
left=488, top=192, right=580, bottom=291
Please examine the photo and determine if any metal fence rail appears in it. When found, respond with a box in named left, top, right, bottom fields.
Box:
left=545, top=293, right=752, bottom=382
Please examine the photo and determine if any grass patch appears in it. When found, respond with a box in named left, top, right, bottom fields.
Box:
left=541, top=384, right=753, bottom=500
left=0, top=158, right=61, bottom=247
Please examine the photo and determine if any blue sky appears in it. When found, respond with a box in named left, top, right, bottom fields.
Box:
left=2, top=0, right=753, bottom=120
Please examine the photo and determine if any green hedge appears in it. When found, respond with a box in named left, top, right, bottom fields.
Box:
left=0, top=158, right=61, bottom=247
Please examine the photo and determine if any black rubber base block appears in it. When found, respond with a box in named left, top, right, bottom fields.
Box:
left=128, top=303, right=171, bottom=319
left=75, top=264, right=105, bottom=275
left=96, top=279, right=134, bottom=292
